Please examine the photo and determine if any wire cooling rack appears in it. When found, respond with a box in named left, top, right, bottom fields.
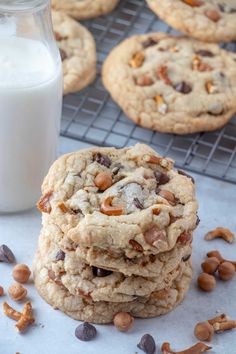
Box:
left=61, top=0, right=236, bottom=184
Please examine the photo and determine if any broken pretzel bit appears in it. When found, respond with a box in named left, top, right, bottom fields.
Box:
left=213, top=320, right=236, bottom=333
left=204, top=227, right=235, bottom=243
left=37, top=191, right=53, bottom=213
left=100, top=196, right=123, bottom=216
left=143, top=154, right=171, bottom=169
left=208, top=313, right=229, bottom=325
left=3, top=302, right=21, bottom=321
left=161, top=342, right=211, bottom=354
left=155, top=95, right=168, bottom=114
left=16, top=302, right=35, bottom=332
left=157, top=65, right=172, bottom=85
left=129, top=52, right=145, bottom=68
left=3, top=301, right=35, bottom=333
left=205, top=81, right=218, bottom=94
left=192, top=56, right=213, bottom=72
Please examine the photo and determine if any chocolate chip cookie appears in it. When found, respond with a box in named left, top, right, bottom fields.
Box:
left=52, top=0, right=119, bottom=20
left=35, top=230, right=190, bottom=303
left=33, top=243, right=192, bottom=323
left=37, top=144, right=198, bottom=256
left=146, top=0, right=236, bottom=43
left=102, top=33, right=236, bottom=134
left=52, top=10, right=96, bottom=94
left=40, top=222, right=192, bottom=278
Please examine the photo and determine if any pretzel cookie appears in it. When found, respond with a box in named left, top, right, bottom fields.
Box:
left=52, top=0, right=119, bottom=20
left=37, top=144, right=198, bottom=256
left=102, top=33, right=236, bottom=134
left=146, top=0, right=236, bottom=43
left=52, top=10, right=96, bottom=94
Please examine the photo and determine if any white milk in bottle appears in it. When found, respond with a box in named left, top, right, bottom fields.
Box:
left=0, top=36, right=62, bottom=212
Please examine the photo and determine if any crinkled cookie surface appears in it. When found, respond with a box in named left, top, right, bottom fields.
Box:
left=102, top=33, right=236, bottom=134
left=52, top=10, right=96, bottom=94
left=146, top=0, right=236, bottom=43
left=52, top=0, right=119, bottom=20
left=38, top=144, right=198, bottom=257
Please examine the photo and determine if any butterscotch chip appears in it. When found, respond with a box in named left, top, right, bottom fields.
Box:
left=12, top=264, right=31, bottom=284
left=8, top=284, right=27, bottom=301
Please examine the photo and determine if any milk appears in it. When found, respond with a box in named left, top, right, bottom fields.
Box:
left=0, top=37, right=62, bottom=212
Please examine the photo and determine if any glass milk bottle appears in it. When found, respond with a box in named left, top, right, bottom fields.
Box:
left=0, top=0, right=62, bottom=213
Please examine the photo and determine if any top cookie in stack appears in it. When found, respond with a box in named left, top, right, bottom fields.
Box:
left=38, top=143, right=198, bottom=257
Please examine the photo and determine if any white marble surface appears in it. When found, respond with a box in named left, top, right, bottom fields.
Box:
left=0, top=138, right=236, bottom=354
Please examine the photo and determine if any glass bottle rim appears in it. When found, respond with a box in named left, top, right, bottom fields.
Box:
left=0, top=0, right=49, bottom=12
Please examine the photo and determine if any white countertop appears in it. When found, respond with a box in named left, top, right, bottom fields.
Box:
left=0, top=137, right=236, bottom=354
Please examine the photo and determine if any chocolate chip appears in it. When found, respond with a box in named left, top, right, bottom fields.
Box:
left=154, top=171, right=170, bottom=185
left=0, top=245, right=15, bottom=263
left=75, top=322, right=97, bottom=342
left=182, top=254, right=191, bottom=262
left=196, top=50, right=214, bottom=57
left=133, top=197, right=144, bottom=210
left=142, top=38, right=158, bottom=48
left=55, top=250, right=65, bottom=261
left=92, top=267, right=112, bottom=277
left=59, top=48, right=67, bottom=61
left=196, top=215, right=200, bottom=226
left=178, top=170, right=195, bottom=184
left=137, top=334, right=156, bottom=354
left=174, top=81, right=192, bottom=94
left=93, top=153, right=111, bottom=168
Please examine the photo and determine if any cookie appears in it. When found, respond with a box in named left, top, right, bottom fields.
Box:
left=52, top=0, right=119, bottom=20
left=146, top=0, right=236, bottom=43
left=37, top=144, right=198, bottom=257
left=35, top=230, right=189, bottom=302
left=52, top=10, right=96, bottom=94
left=33, top=247, right=192, bottom=323
left=102, top=33, right=236, bottom=134
left=41, top=222, right=192, bottom=278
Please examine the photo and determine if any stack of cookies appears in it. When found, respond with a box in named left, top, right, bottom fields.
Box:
left=33, top=144, right=198, bottom=323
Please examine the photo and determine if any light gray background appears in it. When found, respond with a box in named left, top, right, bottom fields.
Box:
left=0, top=138, right=236, bottom=354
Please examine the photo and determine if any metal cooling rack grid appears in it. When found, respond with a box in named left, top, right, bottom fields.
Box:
left=61, top=0, right=236, bottom=184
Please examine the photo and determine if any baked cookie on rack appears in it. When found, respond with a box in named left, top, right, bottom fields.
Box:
left=146, top=0, right=236, bottom=43
left=52, top=10, right=96, bottom=94
left=52, top=0, right=119, bottom=20
left=102, top=33, right=236, bottom=134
